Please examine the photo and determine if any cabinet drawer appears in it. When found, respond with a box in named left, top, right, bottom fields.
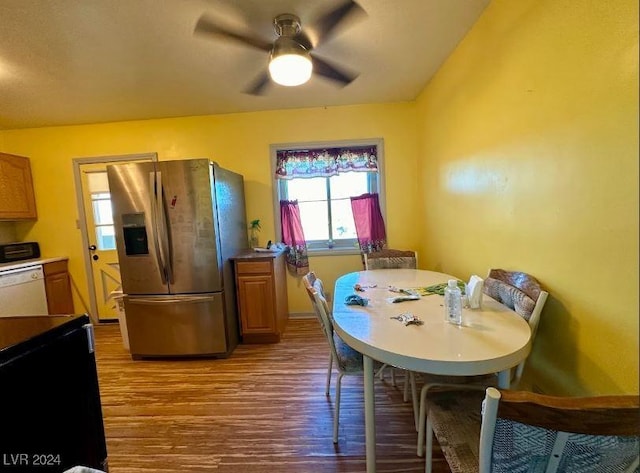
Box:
left=235, top=260, right=271, bottom=275
left=43, top=259, right=68, bottom=275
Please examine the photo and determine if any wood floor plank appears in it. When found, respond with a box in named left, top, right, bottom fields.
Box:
left=94, top=319, right=451, bottom=473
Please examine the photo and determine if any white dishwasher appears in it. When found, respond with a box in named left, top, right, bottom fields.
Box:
left=0, top=265, right=49, bottom=316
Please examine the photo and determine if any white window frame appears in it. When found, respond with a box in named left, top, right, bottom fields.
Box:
left=271, top=138, right=386, bottom=256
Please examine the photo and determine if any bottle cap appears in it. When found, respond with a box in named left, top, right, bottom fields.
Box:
left=448, top=279, right=457, bottom=288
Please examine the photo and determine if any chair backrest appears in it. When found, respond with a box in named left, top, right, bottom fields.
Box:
left=364, top=249, right=417, bottom=270
left=302, top=271, right=341, bottom=365
left=302, top=271, right=318, bottom=304
left=483, top=269, right=548, bottom=336
left=479, top=388, right=640, bottom=473
left=482, top=269, right=549, bottom=385
left=483, top=269, right=545, bottom=322
left=302, top=271, right=325, bottom=305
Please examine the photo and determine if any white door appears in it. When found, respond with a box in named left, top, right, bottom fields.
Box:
left=74, top=153, right=156, bottom=322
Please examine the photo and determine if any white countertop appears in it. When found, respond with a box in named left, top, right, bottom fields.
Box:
left=0, top=257, right=68, bottom=272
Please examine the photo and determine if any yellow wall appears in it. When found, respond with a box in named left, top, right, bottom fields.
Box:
left=415, top=0, right=639, bottom=395
left=0, top=103, right=420, bottom=315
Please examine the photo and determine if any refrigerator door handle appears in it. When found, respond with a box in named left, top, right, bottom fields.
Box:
left=128, top=295, right=215, bottom=304
left=155, top=171, right=174, bottom=283
left=149, top=171, right=167, bottom=284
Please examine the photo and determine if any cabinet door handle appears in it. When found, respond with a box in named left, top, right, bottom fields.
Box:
left=88, top=245, right=97, bottom=251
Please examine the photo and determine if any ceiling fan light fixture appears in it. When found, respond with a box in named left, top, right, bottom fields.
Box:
left=268, top=37, right=313, bottom=87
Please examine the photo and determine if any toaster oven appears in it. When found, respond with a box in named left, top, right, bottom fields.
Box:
left=0, top=242, right=41, bottom=264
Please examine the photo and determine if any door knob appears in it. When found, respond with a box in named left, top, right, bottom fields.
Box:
left=88, top=245, right=97, bottom=251
left=92, top=255, right=99, bottom=261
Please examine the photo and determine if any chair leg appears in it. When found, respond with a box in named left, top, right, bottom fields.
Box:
left=417, top=383, right=431, bottom=457
left=403, top=371, right=410, bottom=401
left=417, top=382, right=488, bottom=457
left=410, top=371, right=419, bottom=431
left=391, top=367, right=397, bottom=386
left=325, top=354, right=333, bottom=396
left=425, top=415, right=434, bottom=473
left=333, top=373, right=344, bottom=443
left=376, top=363, right=388, bottom=380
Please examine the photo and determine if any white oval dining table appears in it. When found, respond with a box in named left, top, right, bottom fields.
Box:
left=332, top=269, right=532, bottom=473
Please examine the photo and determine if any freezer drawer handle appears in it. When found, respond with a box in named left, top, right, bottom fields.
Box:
left=128, top=296, right=215, bottom=304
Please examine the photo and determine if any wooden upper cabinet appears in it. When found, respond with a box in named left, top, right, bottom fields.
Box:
left=0, top=153, right=37, bottom=220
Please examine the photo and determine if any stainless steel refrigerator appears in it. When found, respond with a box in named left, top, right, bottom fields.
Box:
left=107, top=159, right=248, bottom=358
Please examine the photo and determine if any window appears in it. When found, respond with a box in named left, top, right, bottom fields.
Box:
left=272, top=139, right=384, bottom=252
left=91, top=192, right=115, bottom=250
left=86, top=171, right=116, bottom=250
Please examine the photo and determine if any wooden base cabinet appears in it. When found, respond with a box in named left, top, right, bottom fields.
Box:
left=233, top=251, right=288, bottom=343
left=43, top=259, right=75, bottom=315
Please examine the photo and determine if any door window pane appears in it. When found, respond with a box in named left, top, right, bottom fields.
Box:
left=91, top=190, right=115, bottom=250
left=95, top=226, right=116, bottom=250
left=87, top=172, right=110, bottom=193
left=92, top=197, right=113, bottom=225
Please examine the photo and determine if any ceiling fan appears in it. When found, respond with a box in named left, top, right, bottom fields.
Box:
left=194, top=0, right=365, bottom=95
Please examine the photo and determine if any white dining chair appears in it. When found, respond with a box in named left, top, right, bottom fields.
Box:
left=303, top=271, right=372, bottom=443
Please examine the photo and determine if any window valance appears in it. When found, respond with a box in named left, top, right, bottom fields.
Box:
left=275, top=146, right=378, bottom=179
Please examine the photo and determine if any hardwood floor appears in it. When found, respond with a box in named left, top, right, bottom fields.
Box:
left=94, top=319, right=451, bottom=473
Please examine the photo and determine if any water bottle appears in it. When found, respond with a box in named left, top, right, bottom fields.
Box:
left=444, top=279, right=462, bottom=325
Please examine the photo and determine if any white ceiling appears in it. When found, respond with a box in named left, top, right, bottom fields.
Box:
left=0, top=0, right=489, bottom=130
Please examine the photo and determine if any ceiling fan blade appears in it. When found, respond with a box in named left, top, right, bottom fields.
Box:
left=310, top=0, right=366, bottom=47
left=311, top=55, right=358, bottom=86
left=243, top=71, right=271, bottom=96
left=194, top=15, right=272, bottom=52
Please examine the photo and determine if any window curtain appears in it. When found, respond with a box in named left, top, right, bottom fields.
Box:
left=350, top=193, right=387, bottom=253
left=275, top=146, right=378, bottom=179
left=280, top=200, right=309, bottom=275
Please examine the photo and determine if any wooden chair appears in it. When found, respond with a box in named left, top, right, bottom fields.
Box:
left=417, top=269, right=549, bottom=456
left=424, top=386, right=640, bottom=473
left=363, top=248, right=417, bottom=270
left=302, top=271, right=369, bottom=443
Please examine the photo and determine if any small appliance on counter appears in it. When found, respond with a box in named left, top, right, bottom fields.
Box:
left=0, top=241, right=40, bottom=264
